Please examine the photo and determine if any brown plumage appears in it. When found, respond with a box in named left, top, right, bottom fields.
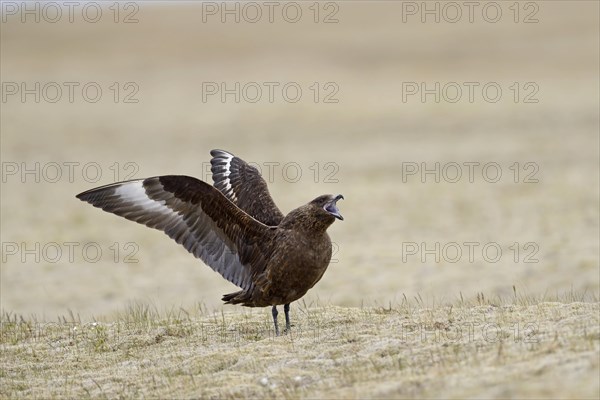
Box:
left=76, top=149, right=343, bottom=335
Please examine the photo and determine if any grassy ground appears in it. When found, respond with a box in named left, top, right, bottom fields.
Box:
left=1, top=293, right=598, bottom=399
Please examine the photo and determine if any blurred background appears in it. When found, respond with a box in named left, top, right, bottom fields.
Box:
left=1, top=1, right=598, bottom=319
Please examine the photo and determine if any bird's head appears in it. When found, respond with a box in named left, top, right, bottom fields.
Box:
left=280, top=194, right=344, bottom=232
left=311, top=194, right=344, bottom=221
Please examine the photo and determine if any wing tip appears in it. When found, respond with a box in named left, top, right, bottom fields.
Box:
left=76, top=178, right=147, bottom=203
left=210, top=149, right=234, bottom=159
left=76, top=189, right=95, bottom=202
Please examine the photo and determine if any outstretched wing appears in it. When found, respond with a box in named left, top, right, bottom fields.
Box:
left=76, top=176, right=276, bottom=291
left=210, top=149, right=284, bottom=226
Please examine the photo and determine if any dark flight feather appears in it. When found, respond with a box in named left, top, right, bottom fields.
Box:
left=210, top=149, right=284, bottom=226
left=76, top=176, right=275, bottom=291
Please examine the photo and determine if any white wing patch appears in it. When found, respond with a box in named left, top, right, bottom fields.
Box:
left=115, top=180, right=173, bottom=217
left=223, top=153, right=233, bottom=194
left=211, top=150, right=238, bottom=202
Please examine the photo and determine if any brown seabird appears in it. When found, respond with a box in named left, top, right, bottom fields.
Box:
left=76, top=150, right=343, bottom=335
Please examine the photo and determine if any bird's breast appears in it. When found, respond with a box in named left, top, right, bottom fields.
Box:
left=263, top=230, right=333, bottom=303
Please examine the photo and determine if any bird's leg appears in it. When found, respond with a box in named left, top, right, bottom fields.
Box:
left=272, top=305, right=280, bottom=336
left=284, top=303, right=291, bottom=333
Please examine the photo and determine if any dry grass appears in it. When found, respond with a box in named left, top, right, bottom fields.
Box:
left=1, top=293, right=598, bottom=399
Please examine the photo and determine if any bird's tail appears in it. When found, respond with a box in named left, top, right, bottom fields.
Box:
left=222, top=291, right=245, bottom=305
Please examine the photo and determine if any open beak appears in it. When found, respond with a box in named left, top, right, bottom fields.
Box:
left=326, top=194, right=344, bottom=220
